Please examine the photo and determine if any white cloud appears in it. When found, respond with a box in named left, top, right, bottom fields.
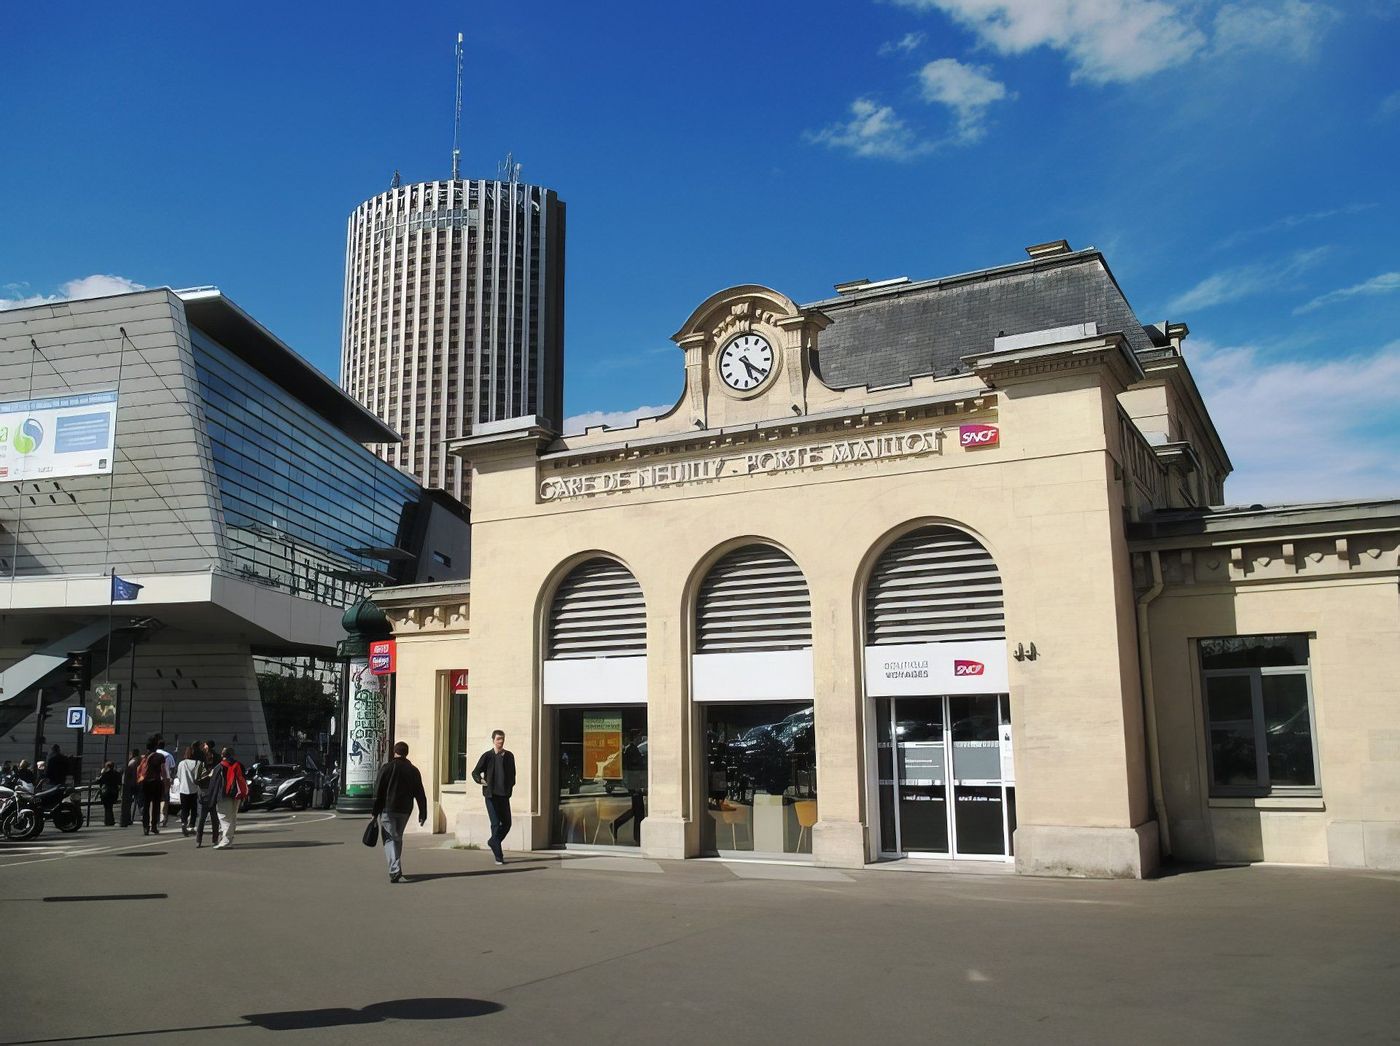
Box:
left=807, top=98, right=935, bottom=160
left=1165, top=247, right=1329, bottom=313
left=562, top=404, right=672, bottom=435
left=1294, top=272, right=1400, bottom=315
left=879, top=31, right=927, bottom=55
left=1378, top=90, right=1400, bottom=120
left=918, top=58, right=1012, bottom=142
left=1211, top=2, right=1339, bottom=60
left=893, top=0, right=1206, bottom=83
left=0, top=274, right=147, bottom=311
left=1214, top=203, right=1374, bottom=250
left=1190, top=337, right=1400, bottom=503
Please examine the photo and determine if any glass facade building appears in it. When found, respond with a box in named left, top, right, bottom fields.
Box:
left=193, top=328, right=424, bottom=609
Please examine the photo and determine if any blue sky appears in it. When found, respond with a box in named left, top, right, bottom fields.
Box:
left=3, top=1, right=1397, bottom=503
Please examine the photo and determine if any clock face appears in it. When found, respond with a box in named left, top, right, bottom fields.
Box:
left=718, top=334, right=775, bottom=392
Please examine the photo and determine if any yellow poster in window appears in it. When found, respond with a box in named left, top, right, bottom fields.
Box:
left=582, top=716, right=623, bottom=780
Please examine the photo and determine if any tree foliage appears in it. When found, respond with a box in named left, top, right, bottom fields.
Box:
left=257, top=672, right=336, bottom=746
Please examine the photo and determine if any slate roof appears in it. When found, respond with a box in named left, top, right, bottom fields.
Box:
left=804, top=249, right=1158, bottom=390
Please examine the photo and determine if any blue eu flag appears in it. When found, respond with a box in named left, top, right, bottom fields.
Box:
left=111, top=575, right=143, bottom=601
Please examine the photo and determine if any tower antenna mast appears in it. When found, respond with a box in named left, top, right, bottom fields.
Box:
left=451, top=32, right=464, bottom=180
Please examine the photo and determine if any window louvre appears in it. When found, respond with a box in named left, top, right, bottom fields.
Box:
left=548, top=558, right=646, bottom=659
left=866, top=527, right=1005, bottom=645
left=696, top=545, right=811, bottom=653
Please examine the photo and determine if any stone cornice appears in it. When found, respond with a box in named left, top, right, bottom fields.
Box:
left=536, top=387, right=996, bottom=470
left=965, top=333, right=1144, bottom=392
left=370, top=581, right=471, bottom=636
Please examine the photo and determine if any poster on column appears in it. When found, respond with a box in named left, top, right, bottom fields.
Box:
left=582, top=716, right=623, bottom=780
left=345, top=658, right=389, bottom=797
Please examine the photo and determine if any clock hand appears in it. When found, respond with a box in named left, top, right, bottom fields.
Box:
left=741, top=357, right=762, bottom=381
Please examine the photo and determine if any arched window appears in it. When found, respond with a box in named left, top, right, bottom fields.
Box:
left=866, top=526, right=1005, bottom=645
left=548, top=557, right=646, bottom=659
left=695, top=544, right=811, bottom=653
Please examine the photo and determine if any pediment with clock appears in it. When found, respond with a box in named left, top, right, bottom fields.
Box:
left=670, top=285, right=831, bottom=430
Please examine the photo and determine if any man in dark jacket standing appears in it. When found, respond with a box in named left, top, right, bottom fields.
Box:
left=371, top=741, right=427, bottom=883
left=471, top=730, right=515, bottom=865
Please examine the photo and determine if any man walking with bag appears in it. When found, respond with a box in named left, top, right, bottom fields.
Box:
left=371, top=741, right=427, bottom=883
left=471, top=730, right=515, bottom=865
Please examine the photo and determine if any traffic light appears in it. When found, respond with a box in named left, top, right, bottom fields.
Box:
left=65, top=650, right=92, bottom=693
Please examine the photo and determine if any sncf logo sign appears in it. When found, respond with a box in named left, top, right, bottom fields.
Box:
left=959, top=424, right=999, bottom=448
left=953, top=659, right=985, bottom=676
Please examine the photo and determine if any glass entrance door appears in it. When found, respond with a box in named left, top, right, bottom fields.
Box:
left=876, top=694, right=1014, bottom=860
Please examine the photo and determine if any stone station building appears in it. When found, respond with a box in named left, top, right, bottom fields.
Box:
left=370, top=243, right=1400, bottom=876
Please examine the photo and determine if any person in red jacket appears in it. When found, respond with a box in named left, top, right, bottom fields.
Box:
left=213, top=747, right=248, bottom=849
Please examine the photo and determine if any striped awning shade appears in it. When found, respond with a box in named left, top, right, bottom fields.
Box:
left=866, top=526, right=1005, bottom=645
left=548, top=558, right=646, bottom=659
left=696, top=544, right=812, bottom=653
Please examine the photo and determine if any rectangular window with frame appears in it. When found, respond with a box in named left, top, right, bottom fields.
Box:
left=1200, top=634, right=1319, bottom=796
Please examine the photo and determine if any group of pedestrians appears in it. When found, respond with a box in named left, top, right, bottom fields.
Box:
left=369, top=729, right=515, bottom=883
left=112, top=737, right=248, bottom=847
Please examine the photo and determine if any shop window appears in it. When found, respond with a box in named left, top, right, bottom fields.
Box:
left=554, top=706, right=647, bottom=847
left=702, top=703, right=816, bottom=855
left=1200, top=635, right=1319, bottom=796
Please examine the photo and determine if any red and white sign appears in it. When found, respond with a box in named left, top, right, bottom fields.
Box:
left=451, top=669, right=469, bottom=695
left=864, top=640, right=1009, bottom=697
left=959, top=424, right=999, bottom=449
left=368, top=639, right=396, bottom=676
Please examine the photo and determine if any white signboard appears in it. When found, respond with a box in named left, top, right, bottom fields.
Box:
left=999, top=723, right=1015, bottom=784
left=65, top=707, right=88, bottom=729
left=864, top=640, right=1009, bottom=697
left=0, top=392, right=117, bottom=481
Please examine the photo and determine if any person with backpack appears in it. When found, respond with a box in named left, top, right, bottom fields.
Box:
left=138, top=741, right=169, bottom=835
left=212, top=747, right=248, bottom=849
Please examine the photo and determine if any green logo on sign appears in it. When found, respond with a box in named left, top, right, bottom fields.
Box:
left=13, top=419, right=43, bottom=455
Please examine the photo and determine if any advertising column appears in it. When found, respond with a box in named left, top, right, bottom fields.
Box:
left=336, top=600, right=395, bottom=814
left=344, top=659, right=390, bottom=803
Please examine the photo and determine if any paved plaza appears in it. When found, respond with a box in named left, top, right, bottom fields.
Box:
left=2, top=812, right=1397, bottom=1045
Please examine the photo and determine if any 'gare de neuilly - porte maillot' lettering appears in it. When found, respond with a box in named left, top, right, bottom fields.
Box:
left=539, top=428, right=945, bottom=502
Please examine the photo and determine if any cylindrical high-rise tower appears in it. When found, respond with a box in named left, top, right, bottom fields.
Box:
left=340, top=175, right=565, bottom=504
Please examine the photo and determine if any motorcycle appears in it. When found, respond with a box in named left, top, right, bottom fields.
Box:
left=242, top=763, right=316, bottom=812
left=0, top=783, right=44, bottom=840
left=28, top=782, right=83, bottom=833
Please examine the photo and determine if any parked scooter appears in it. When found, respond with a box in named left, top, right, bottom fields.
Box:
left=242, top=764, right=316, bottom=812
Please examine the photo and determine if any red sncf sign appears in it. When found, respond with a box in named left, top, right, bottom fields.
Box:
left=959, top=424, right=999, bottom=448
left=953, top=659, right=985, bottom=676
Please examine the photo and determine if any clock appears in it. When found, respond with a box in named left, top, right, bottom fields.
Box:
left=717, top=333, right=775, bottom=392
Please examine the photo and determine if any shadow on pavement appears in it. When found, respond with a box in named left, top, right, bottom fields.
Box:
left=405, top=866, right=546, bottom=882
left=43, top=893, right=168, bottom=903
left=1, top=997, right=503, bottom=1044
left=246, top=997, right=503, bottom=1030
left=113, top=852, right=165, bottom=858
left=223, top=840, right=344, bottom=850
